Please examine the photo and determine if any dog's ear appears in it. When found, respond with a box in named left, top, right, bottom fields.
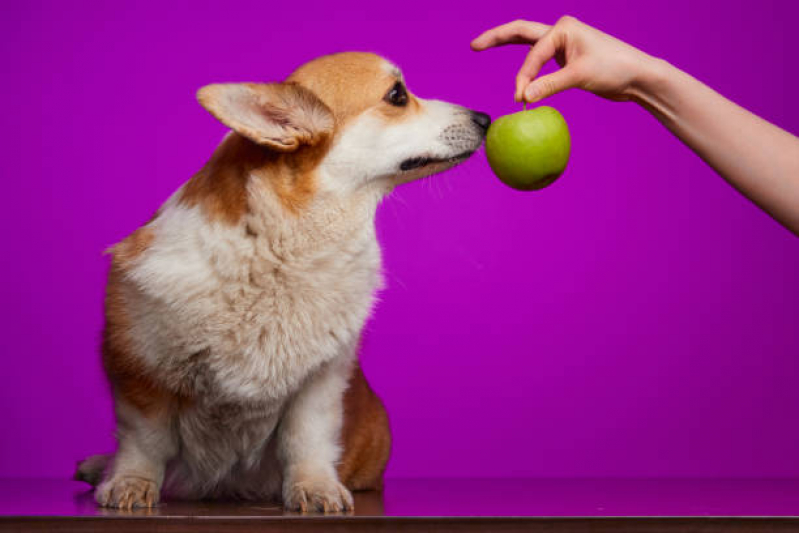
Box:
left=197, top=83, right=334, bottom=152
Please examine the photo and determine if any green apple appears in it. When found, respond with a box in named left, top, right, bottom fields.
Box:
left=485, top=106, right=571, bottom=191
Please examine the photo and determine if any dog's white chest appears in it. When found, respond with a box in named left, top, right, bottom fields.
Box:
left=209, top=246, right=381, bottom=400
left=129, top=202, right=383, bottom=405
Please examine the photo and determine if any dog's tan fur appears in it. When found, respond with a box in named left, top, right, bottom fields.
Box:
left=289, top=54, right=398, bottom=124
left=337, top=365, right=392, bottom=490
left=77, top=51, right=488, bottom=512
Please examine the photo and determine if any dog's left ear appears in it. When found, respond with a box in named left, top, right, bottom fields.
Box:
left=197, top=83, right=334, bottom=152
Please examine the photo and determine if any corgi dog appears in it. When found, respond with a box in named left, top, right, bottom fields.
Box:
left=75, top=52, right=490, bottom=512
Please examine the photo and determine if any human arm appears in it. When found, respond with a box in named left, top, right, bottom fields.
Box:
left=472, top=17, right=799, bottom=235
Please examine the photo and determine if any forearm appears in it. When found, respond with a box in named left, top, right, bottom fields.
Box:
left=631, top=58, right=799, bottom=235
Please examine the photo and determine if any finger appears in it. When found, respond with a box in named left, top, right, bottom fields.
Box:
left=523, top=67, right=580, bottom=103
left=513, top=29, right=567, bottom=101
left=470, top=20, right=551, bottom=51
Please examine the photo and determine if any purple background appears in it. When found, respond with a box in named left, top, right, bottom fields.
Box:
left=2, top=0, right=798, bottom=480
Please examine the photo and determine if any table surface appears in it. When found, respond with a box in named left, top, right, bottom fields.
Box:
left=3, top=478, right=799, bottom=532
left=2, top=477, right=799, bottom=517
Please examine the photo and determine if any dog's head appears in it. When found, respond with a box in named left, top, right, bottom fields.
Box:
left=197, top=52, right=489, bottom=201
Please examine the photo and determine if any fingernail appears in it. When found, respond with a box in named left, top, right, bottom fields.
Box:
left=524, top=85, right=539, bottom=103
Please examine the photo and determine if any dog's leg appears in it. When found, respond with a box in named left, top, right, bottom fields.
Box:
left=337, top=365, right=391, bottom=491
left=95, top=398, right=177, bottom=509
left=279, top=355, right=354, bottom=513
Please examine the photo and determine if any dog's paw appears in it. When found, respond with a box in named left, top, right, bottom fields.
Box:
left=96, top=476, right=159, bottom=509
left=283, top=476, right=354, bottom=513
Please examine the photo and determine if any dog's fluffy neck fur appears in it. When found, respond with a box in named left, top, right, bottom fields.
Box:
left=190, top=133, right=384, bottom=261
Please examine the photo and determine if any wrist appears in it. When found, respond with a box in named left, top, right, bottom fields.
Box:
left=627, top=55, right=669, bottom=99
left=626, top=55, right=679, bottom=122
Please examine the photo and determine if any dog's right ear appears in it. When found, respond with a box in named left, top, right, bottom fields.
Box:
left=197, top=83, right=334, bottom=152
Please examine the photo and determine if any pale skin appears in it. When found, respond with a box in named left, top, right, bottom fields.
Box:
left=472, top=16, right=799, bottom=237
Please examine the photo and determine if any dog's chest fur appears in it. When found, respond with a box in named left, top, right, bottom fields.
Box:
left=121, top=187, right=383, bottom=478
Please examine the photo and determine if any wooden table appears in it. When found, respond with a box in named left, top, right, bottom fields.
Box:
left=2, top=478, right=799, bottom=531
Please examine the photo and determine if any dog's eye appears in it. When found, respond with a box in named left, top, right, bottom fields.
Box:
left=384, top=81, right=408, bottom=107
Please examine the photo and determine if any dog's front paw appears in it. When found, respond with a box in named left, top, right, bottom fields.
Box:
left=283, top=476, right=354, bottom=513
left=96, top=476, right=159, bottom=509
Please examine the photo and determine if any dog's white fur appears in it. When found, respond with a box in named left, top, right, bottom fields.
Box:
left=82, top=52, right=487, bottom=512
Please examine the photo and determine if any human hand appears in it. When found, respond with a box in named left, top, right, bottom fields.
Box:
left=471, top=16, right=661, bottom=104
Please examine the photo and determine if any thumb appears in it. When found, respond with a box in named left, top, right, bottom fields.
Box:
left=523, top=68, right=580, bottom=103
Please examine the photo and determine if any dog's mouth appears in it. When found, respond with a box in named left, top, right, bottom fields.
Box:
left=399, top=150, right=475, bottom=172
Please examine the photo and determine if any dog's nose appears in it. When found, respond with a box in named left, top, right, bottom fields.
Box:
left=470, top=111, right=491, bottom=131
